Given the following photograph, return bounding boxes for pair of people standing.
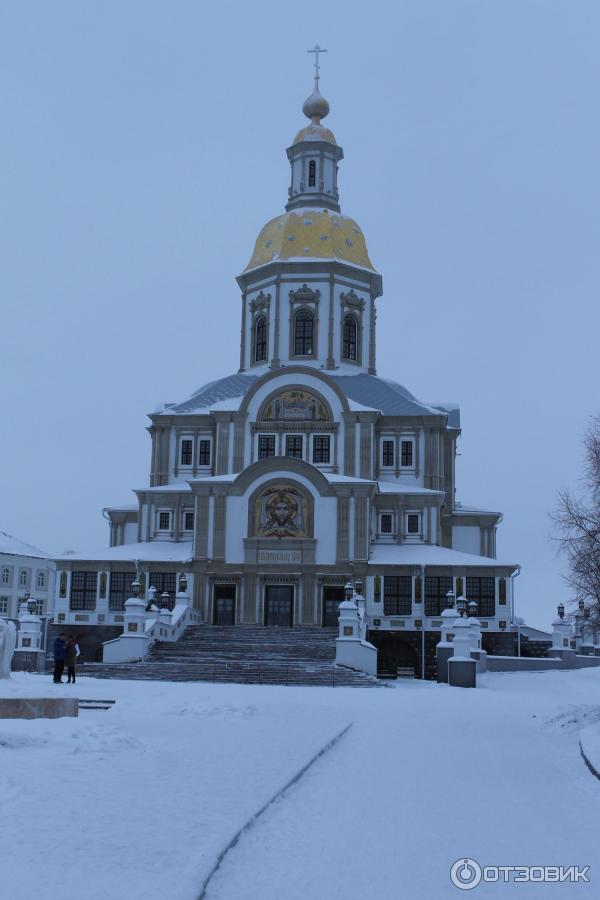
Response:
[53,633,80,683]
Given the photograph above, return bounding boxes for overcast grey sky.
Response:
[1,1,598,628]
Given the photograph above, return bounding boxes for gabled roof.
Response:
[0,530,51,560]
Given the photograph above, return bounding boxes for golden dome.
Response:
[244,208,376,273]
[292,122,337,145]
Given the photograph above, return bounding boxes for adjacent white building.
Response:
[1,530,55,619]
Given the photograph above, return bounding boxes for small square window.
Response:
[158,511,171,531]
[401,440,414,467]
[285,435,303,459]
[381,440,394,467]
[380,513,393,534]
[313,435,330,464]
[180,439,193,466]
[184,511,194,531]
[407,514,420,534]
[258,435,276,459]
[198,439,211,466]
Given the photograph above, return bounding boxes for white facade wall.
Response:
[0,553,56,619]
[452,525,481,556]
[224,469,337,565]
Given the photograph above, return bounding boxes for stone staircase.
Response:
[81,625,384,688]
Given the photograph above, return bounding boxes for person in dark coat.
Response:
[53,633,67,683]
[65,634,80,684]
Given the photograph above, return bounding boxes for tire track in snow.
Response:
[196,722,353,900]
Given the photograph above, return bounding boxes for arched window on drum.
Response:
[254,315,267,363]
[294,309,314,356]
[342,313,358,362]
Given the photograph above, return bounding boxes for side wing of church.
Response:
[52,72,519,674]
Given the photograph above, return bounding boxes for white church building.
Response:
[52,66,520,677]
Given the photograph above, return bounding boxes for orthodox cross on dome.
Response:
[308,44,327,84]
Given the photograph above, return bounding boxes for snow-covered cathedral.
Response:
[53,66,519,676]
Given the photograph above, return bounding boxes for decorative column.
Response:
[447,617,477,688]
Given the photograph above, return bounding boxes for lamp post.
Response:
[456,595,467,617]
[558,602,565,620]
[161,591,170,610]
[344,582,354,602]
[446,590,456,610]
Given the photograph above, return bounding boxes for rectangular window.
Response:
[401,440,414,467]
[32,599,44,615]
[466,577,496,617]
[424,576,453,617]
[158,511,171,531]
[383,576,412,616]
[285,435,303,459]
[258,434,276,459]
[37,571,46,589]
[380,513,393,534]
[184,511,194,531]
[70,571,98,611]
[407,513,420,534]
[382,440,394,467]
[109,571,136,611]
[313,435,330,464]
[198,439,211,466]
[148,572,177,610]
[180,439,193,466]
[0,596,8,615]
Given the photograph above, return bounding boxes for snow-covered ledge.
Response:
[335,586,378,677]
[102,580,201,664]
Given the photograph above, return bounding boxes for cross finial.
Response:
[308,44,328,85]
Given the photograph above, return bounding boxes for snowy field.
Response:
[2,669,600,900]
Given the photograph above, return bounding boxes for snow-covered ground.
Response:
[1,669,600,900]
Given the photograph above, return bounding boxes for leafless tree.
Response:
[552,415,600,625]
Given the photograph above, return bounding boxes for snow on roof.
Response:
[137,483,192,493]
[162,371,456,420]
[57,541,193,564]
[0,530,51,560]
[454,503,502,517]
[428,403,461,428]
[369,543,517,569]
[104,504,139,512]
[377,481,444,496]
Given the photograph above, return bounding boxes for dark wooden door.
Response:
[322,586,345,627]
[264,585,294,626]
[213,584,236,625]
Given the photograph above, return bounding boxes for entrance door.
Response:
[213,584,236,625]
[264,585,294,627]
[322,586,345,627]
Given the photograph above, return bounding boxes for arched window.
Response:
[294,309,314,356]
[254,315,267,363]
[343,314,358,361]
[308,160,316,187]
[19,569,27,586]
[1,568,9,584]
[37,571,46,589]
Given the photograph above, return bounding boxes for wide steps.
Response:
[81,625,383,688]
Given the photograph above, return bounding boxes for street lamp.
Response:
[445,590,456,609]
[467,599,478,618]
[557,602,565,620]
[179,574,188,593]
[131,580,141,598]
[456,595,467,617]
[344,582,354,601]
[161,591,170,609]
[354,578,363,596]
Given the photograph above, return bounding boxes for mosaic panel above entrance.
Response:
[254,484,308,538]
